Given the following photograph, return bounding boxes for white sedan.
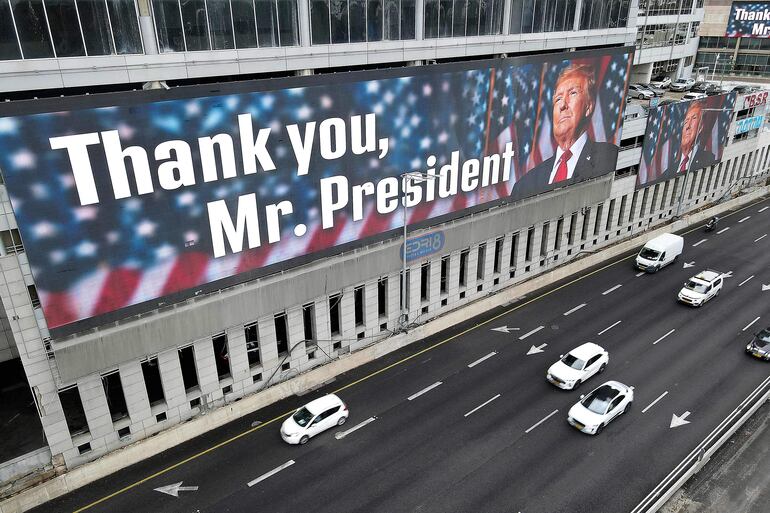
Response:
[546,342,609,390]
[567,381,634,435]
[280,393,349,445]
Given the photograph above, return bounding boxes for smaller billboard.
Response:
[637,93,737,188]
[726,2,770,38]
[735,115,765,134]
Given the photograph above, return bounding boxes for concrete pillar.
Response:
[386,271,400,329]
[225,326,250,393]
[313,297,332,356]
[136,0,159,55]
[78,375,113,439]
[257,316,278,369]
[415,0,425,40]
[192,338,219,400]
[118,362,151,427]
[286,306,306,366]
[156,348,187,413]
[298,0,312,47]
[363,279,379,333]
[427,257,441,313]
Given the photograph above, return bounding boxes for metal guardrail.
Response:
[631,375,770,513]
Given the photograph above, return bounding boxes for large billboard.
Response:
[726,2,770,38]
[0,47,630,336]
[637,93,736,188]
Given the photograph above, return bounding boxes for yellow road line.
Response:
[72,194,768,512]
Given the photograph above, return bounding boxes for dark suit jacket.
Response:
[663,148,718,178]
[510,139,619,201]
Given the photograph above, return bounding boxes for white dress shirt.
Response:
[548,132,588,184]
[676,144,698,173]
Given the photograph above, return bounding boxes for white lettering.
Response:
[49,132,101,205]
[438,151,460,198]
[199,133,237,182]
[265,200,293,244]
[286,122,316,176]
[351,182,375,221]
[319,175,348,229]
[350,114,376,155]
[461,159,480,192]
[155,140,195,190]
[237,113,275,174]
[101,130,154,199]
[319,118,346,160]
[377,177,399,214]
[207,194,261,258]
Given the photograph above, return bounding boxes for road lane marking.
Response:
[563,303,587,316]
[464,394,501,417]
[335,417,376,439]
[598,320,621,336]
[742,317,761,332]
[717,227,730,234]
[755,234,767,242]
[525,410,559,433]
[635,272,646,277]
[652,329,676,345]
[519,326,545,340]
[602,284,622,295]
[247,460,295,487]
[71,196,770,513]
[468,352,497,368]
[738,275,754,287]
[642,391,669,413]
[759,206,769,212]
[408,382,443,401]
[692,239,707,247]
[738,216,751,223]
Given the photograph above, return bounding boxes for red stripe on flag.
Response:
[161,252,210,295]
[359,209,396,240]
[237,245,272,274]
[408,200,435,225]
[306,214,347,254]
[44,292,77,329]
[92,268,141,316]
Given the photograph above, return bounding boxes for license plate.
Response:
[574,422,584,430]
[754,351,764,358]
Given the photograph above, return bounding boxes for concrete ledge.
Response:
[2,185,767,513]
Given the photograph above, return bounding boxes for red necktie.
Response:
[679,155,689,173]
[553,149,572,183]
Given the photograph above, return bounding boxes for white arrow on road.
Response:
[154,482,199,497]
[670,411,692,428]
[762,284,770,292]
[492,326,520,333]
[526,343,548,355]
[683,261,695,269]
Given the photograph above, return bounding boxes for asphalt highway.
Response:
[32,196,770,513]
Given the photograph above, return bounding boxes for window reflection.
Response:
[311,0,414,44]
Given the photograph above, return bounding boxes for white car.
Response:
[649,75,672,89]
[567,381,634,435]
[678,269,723,307]
[670,78,696,92]
[280,393,348,445]
[546,342,609,390]
[628,84,654,100]
[682,92,707,101]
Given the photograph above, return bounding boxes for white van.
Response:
[635,233,684,273]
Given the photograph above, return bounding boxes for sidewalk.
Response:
[662,400,770,513]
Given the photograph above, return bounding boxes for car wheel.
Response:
[595,424,604,435]
[637,93,644,99]
[573,379,582,390]
[623,403,631,415]
[599,364,606,374]
[299,435,309,445]
[337,416,347,426]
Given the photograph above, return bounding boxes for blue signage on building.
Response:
[735,115,765,134]
[401,232,445,262]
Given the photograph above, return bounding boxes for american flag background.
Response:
[637,92,737,187]
[726,2,770,38]
[0,48,631,333]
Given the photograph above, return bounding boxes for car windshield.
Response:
[674,79,687,84]
[755,329,770,348]
[581,385,617,414]
[562,354,585,370]
[639,248,660,260]
[292,407,314,427]
[684,280,708,294]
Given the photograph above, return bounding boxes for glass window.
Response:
[424,0,438,38]
[452,0,466,36]
[153,0,185,52]
[330,0,348,43]
[367,0,382,40]
[232,0,258,48]
[77,0,113,56]
[109,0,142,54]
[276,0,298,45]
[383,0,399,39]
[311,0,330,43]
[45,0,85,57]
[208,0,235,49]
[181,0,209,51]
[349,0,365,42]
[401,0,414,38]
[13,0,55,60]
[466,0,479,35]
[0,0,22,60]
[255,0,279,47]
[438,0,452,37]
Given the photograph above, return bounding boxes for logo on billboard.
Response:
[735,115,765,134]
[727,2,770,38]
[0,47,632,335]
[400,232,445,262]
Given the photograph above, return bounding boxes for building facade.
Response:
[0,0,766,490]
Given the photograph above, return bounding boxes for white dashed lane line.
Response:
[468,352,497,368]
[738,275,754,287]
[464,394,501,418]
[642,391,669,413]
[563,303,587,316]
[717,227,730,234]
[602,284,622,295]
[738,216,751,223]
[636,272,646,277]
[408,382,443,401]
[759,206,769,213]
[525,410,559,434]
[652,329,676,345]
[742,317,761,332]
[692,239,707,247]
[755,234,767,243]
[519,326,545,340]
[335,417,376,440]
[598,320,621,336]
[247,460,295,487]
